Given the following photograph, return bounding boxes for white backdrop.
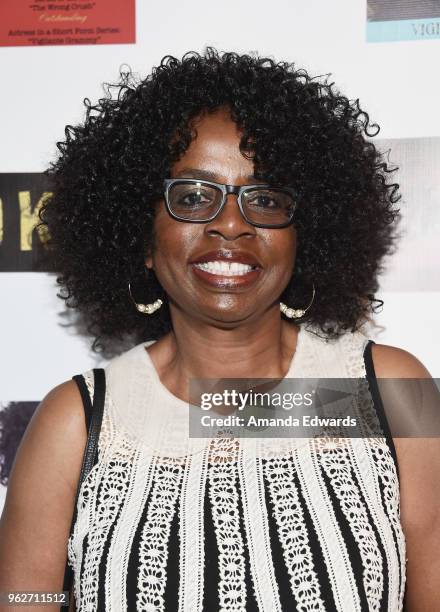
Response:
[1,0,439,409]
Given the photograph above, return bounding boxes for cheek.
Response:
[265,227,297,269]
[152,214,199,265]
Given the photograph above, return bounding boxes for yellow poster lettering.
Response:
[19,191,52,250]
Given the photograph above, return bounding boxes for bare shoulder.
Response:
[370,343,436,455]
[370,343,432,378]
[0,379,88,590]
[11,379,88,491]
[4,378,88,495]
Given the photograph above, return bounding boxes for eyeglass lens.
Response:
[167,181,295,226]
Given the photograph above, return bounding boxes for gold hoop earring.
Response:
[280,283,315,319]
[128,269,163,315]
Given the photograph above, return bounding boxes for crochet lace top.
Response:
[67,325,406,611]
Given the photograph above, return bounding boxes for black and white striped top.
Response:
[67,325,406,611]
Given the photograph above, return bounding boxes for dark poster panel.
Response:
[0,401,39,512]
[0,401,39,486]
[0,172,51,272]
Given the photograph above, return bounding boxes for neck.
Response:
[146,305,300,403]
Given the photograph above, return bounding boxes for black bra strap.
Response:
[61,368,106,605]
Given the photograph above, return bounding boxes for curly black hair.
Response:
[37,47,400,354]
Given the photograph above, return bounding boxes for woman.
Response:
[0,49,438,611]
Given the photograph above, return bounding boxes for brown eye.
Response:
[176,188,215,208]
[246,193,281,209]
[167,181,224,220]
[240,188,296,226]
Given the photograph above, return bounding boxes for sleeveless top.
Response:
[67,325,406,611]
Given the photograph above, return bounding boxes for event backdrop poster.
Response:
[0,0,135,47]
[0,173,51,272]
[377,137,440,292]
[367,0,440,42]
[1,138,439,283]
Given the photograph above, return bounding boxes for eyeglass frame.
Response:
[162,178,297,229]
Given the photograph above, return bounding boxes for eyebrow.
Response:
[173,167,259,183]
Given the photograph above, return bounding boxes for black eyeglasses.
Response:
[162,178,297,228]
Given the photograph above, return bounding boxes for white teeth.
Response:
[193,261,256,276]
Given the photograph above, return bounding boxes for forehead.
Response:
[171,107,257,184]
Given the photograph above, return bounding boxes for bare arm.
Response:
[0,381,87,611]
[371,344,440,612]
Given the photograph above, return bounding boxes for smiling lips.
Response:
[189,249,262,287]
[193,260,255,276]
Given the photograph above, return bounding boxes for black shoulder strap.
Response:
[74,368,106,477]
[61,368,106,603]
[363,340,399,479]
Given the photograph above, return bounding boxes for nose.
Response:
[205,193,256,240]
